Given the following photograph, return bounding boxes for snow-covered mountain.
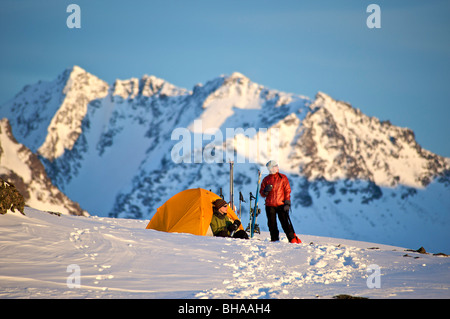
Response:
[1,66,449,252]
[0,118,86,216]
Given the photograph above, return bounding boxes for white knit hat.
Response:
[266,160,278,170]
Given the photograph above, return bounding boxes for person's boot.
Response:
[290,234,302,244]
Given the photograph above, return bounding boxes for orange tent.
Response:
[146,188,244,236]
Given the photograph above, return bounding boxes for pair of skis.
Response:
[246,170,262,238]
[228,163,261,238]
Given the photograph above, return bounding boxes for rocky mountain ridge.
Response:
[0,118,86,215]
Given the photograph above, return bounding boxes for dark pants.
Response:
[266,205,295,242]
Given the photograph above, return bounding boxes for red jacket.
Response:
[260,173,291,207]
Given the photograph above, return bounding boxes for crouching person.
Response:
[211,199,249,239]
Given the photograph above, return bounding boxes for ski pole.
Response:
[251,170,262,238]
[230,161,234,211]
[286,206,296,233]
[239,191,245,219]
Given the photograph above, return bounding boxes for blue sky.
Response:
[1,0,449,157]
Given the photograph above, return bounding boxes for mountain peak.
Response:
[140,74,188,97]
[112,74,188,99]
[222,71,250,85]
[62,65,107,94]
[59,65,85,77]
[38,66,109,160]
[295,91,450,188]
[228,71,249,80]
[315,91,332,101]
[69,65,87,75]
[58,65,89,85]
[313,91,353,111]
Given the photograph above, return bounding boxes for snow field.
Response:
[0,207,449,299]
[195,237,367,299]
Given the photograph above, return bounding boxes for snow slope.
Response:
[1,207,448,299]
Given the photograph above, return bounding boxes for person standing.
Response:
[260,160,301,243]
